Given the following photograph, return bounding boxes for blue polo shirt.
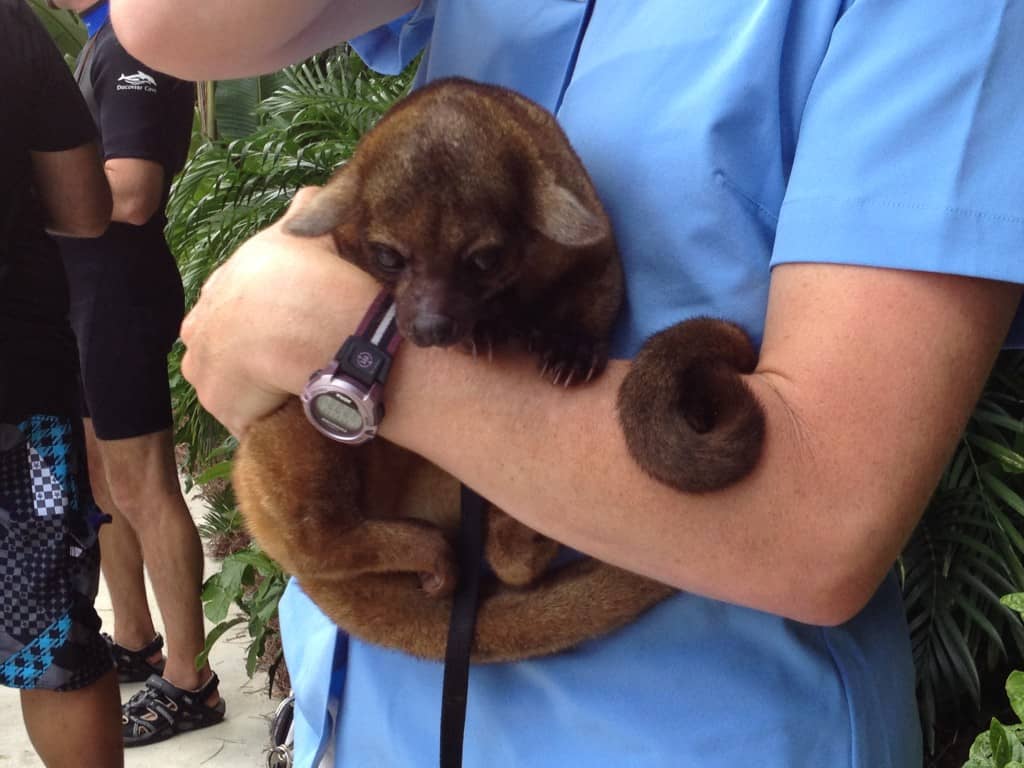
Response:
[280,2,1024,766]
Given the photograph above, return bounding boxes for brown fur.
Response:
[235,400,673,662]
[233,78,763,663]
[617,318,766,492]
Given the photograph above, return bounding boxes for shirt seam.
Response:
[820,626,857,768]
[782,195,1024,227]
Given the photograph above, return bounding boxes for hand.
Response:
[180,187,379,437]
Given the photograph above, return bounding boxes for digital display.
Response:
[313,393,362,433]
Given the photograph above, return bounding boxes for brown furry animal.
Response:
[233,78,763,663]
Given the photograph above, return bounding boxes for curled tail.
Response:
[617,317,765,493]
[301,560,673,663]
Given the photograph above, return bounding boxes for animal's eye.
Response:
[469,247,502,272]
[371,244,406,271]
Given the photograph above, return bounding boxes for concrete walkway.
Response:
[0,488,280,767]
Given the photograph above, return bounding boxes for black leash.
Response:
[439,484,488,768]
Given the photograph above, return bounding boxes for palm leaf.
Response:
[26,0,85,60]
[902,351,1024,754]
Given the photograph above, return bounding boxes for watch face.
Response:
[311,392,364,436]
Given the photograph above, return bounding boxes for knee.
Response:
[103,467,161,526]
[86,462,114,511]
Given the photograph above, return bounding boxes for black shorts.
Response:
[0,414,113,691]
[66,246,185,441]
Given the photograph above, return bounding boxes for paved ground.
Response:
[0,488,280,768]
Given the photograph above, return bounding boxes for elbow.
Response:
[67,214,111,239]
[778,548,894,627]
[110,4,173,74]
[73,220,111,239]
[112,3,225,80]
[791,578,878,628]
[54,195,112,238]
[754,515,901,627]
[113,197,159,227]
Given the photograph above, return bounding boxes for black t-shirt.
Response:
[0,0,98,423]
[56,20,194,299]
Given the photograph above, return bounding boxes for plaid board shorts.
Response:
[0,414,113,691]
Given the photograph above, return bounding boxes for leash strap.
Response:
[439,484,488,768]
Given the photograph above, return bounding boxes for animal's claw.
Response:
[530,329,608,388]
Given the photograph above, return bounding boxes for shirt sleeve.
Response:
[772,0,1024,291]
[88,29,174,163]
[17,4,96,152]
[349,0,436,75]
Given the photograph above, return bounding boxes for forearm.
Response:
[31,143,111,237]
[379,346,895,626]
[376,268,1019,626]
[181,200,1020,627]
[110,0,417,79]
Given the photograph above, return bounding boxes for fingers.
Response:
[176,184,366,435]
[283,185,322,217]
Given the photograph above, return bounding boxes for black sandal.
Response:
[122,672,227,747]
[103,632,167,683]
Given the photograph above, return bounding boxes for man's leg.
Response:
[84,420,161,657]
[89,422,215,694]
[21,669,123,768]
[1,413,124,767]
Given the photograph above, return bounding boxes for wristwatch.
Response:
[301,290,402,444]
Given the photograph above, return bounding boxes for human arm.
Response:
[109,0,417,80]
[104,158,164,226]
[83,29,190,227]
[180,200,1022,626]
[30,143,111,237]
[178,0,1024,627]
[16,0,111,237]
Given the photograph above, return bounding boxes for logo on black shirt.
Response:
[116,71,157,93]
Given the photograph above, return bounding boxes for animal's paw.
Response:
[529,329,608,387]
[460,318,513,362]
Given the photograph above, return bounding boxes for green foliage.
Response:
[26,0,85,61]
[168,49,412,476]
[194,476,242,541]
[209,72,291,140]
[962,658,1024,766]
[198,544,287,677]
[170,48,414,676]
[166,48,413,309]
[903,352,1024,752]
[169,341,235,478]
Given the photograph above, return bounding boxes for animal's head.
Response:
[284,80,609,348]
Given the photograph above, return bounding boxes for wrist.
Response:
[302,290,401,444]
[260,241,379,397]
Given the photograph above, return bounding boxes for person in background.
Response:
[112,1,1024,765]
[0,1,122,765]
[49,0,225,746]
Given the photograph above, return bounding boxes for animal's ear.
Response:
[531,179,609,247]
[283,171,359,237]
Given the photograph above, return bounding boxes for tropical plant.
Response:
[167,48,413,477]
[960,597,1024,768]
[26,0,85,60]
[961,672,1024,768]
[198,544,288,677]
[167,47,415,675]
[167,49,413,310]
[904,351,1024,754]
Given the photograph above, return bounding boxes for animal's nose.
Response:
[411,314,457,347]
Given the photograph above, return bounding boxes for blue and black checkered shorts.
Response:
[0,414,113,691]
